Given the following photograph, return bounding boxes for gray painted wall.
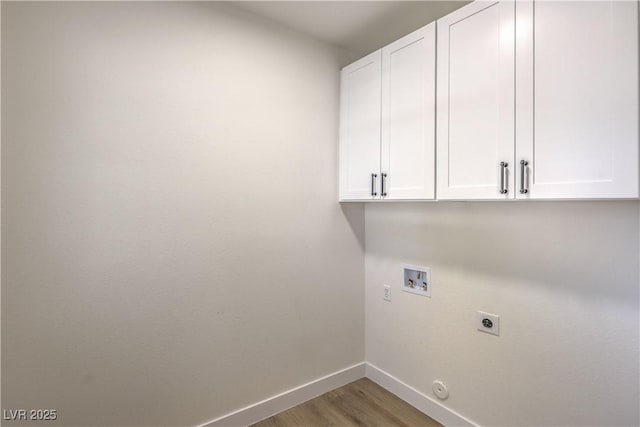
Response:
[365,201,639,426]
[1,2,365,426]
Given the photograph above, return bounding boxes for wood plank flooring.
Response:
[251,378,442,427]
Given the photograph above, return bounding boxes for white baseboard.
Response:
[365,363,478,427]
[195,361,478,427]
[196,362,366,427]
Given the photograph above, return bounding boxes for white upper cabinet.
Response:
[436,1,516,200]
[339,24,436,201]
[339,51,382,200]
[515,0,639,199]
[341,0,638,202]
[381,24,436,200]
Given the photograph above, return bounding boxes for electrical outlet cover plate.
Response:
[402,264,431,297]
[476,311,500,336]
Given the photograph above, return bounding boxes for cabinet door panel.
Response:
[437,1,515,200]
[516,0,639,199]
[339,51,382,200]
[381,23,435,200]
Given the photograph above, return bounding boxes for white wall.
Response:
[365,201,639,426]
[1,2,364,426]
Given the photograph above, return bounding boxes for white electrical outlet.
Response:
[477,311,500,336]
[383,284,391,302]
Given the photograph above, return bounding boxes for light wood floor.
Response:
[251,378,443,427]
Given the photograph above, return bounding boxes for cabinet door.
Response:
[516,1,639,199]
[380,23,436,200]
[436,1,515,200]
[339,51,382,201]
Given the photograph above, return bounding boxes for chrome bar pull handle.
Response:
[519,160,529,194]
[381,173,388,197]
[371,173,378,197]
[499,162,508,194]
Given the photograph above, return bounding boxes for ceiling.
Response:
[229,1,471,58]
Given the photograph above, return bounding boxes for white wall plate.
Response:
[476,311,500,336]
[402,264,431,297]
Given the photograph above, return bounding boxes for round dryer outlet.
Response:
[432,380,449,400]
